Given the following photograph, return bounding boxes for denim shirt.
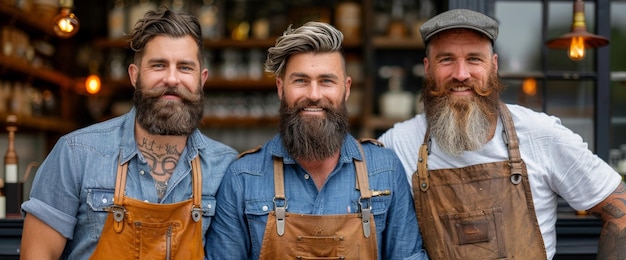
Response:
[207,134,428,260]
[21,107,238,259]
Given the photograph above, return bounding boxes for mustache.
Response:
[425,78,495,98]
[141,86,202,103]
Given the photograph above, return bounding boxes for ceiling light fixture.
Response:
[545,0,609,61]
[52,0,80,38]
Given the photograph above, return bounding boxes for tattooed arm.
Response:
[587,182,626,259]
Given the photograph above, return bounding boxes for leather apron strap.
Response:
[260,142,378,259]
[90,156,205,259]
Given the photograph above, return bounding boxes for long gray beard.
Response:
[427,97,492,156]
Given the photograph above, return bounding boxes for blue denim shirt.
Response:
[21,107,238,259]
[207,134,428,260]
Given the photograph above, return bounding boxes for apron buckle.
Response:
[108,205,126,222]
[191,207,203,222]
[358,198,371,238]
[273,197,287,236]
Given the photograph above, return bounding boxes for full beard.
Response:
[423,70,503,155]
[134,78,204,136]
[279,98,349,161]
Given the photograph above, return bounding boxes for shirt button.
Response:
[140,170,145,175]
[304,174,310,180]
[144,200,149,202]
[207,204,212,209]
[262,205,269,211]
[102,198,108,203]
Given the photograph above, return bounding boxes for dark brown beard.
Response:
[134,77,204,136]
[279,97,349,161]
[422,69,503,155]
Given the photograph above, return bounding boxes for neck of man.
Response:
[296,152,341,191]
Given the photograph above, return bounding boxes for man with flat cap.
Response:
[378,8,626,260]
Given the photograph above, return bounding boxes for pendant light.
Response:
[52,0,80,38]
[545,0,608,61]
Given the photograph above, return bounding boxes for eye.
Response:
[152,63,166,69]
[179,65,193,71]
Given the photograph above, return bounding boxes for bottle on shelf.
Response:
[0,178,5,218]
[108,0,126,39]
[4,114,20,217]
[379,66,413,119]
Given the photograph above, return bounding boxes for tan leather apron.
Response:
[412,102,547,259]
[90,157,205,260]
[259,143,378,260]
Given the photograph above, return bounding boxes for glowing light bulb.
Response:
[52,8,80,38]
[85,75,101,94]
[522,78,537,96]
[568,36,585,61]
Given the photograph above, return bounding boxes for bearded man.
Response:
[21,8,237,259]
[207,21,428,260]
[378,8,626,260]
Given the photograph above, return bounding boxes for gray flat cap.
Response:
[420,9,498,43]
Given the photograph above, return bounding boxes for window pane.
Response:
[494,2,542,74]
[611,1,626,150]
[500,78,544,113]
[545,80,595,150]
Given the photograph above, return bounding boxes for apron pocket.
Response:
[296,235,345,258]
[440,207,506,258]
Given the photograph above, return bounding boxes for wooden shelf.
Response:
[0,55,74,90]
[94,37,362,50]
[0,3,56,37]
[372,36,424,49]
[99,77,276,96]
[0,113,79,134]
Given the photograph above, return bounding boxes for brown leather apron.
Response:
[259,143,378,260]
[412,102,547,259]
[90,157,205,260]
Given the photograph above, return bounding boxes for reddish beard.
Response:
[422,69,504,155]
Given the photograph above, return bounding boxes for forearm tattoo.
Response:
[592,183,626,259]
[137,137,182,200]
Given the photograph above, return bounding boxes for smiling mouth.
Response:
[302,107,324,112]
[452,86,471,92]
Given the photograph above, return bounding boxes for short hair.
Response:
[264,21,344,78]
[129,7,203,66]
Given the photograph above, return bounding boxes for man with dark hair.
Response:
[20,8,237,259]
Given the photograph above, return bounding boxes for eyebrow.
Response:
[434,51,487,59]
[288,72,339,79]
[146,58,198,67]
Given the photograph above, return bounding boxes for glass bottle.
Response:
[379,66,413,118]
[4,115,19,216]
[108,0,126,39]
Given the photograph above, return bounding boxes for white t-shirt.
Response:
[378,104,621,260]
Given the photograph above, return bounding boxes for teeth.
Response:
[452,87,470,91]
[303,108,323,112]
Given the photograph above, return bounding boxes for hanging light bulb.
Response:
[545,0,609,61]
[52,0,80,38]
[85,61,101,94]
[85,75,101,94]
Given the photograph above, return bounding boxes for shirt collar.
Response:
[266,133,363,164]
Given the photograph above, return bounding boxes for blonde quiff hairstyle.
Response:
[264,21,345,78]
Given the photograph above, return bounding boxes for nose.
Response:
[163,67,180,86]
[306,82,322,101]
[451,61,471,82]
